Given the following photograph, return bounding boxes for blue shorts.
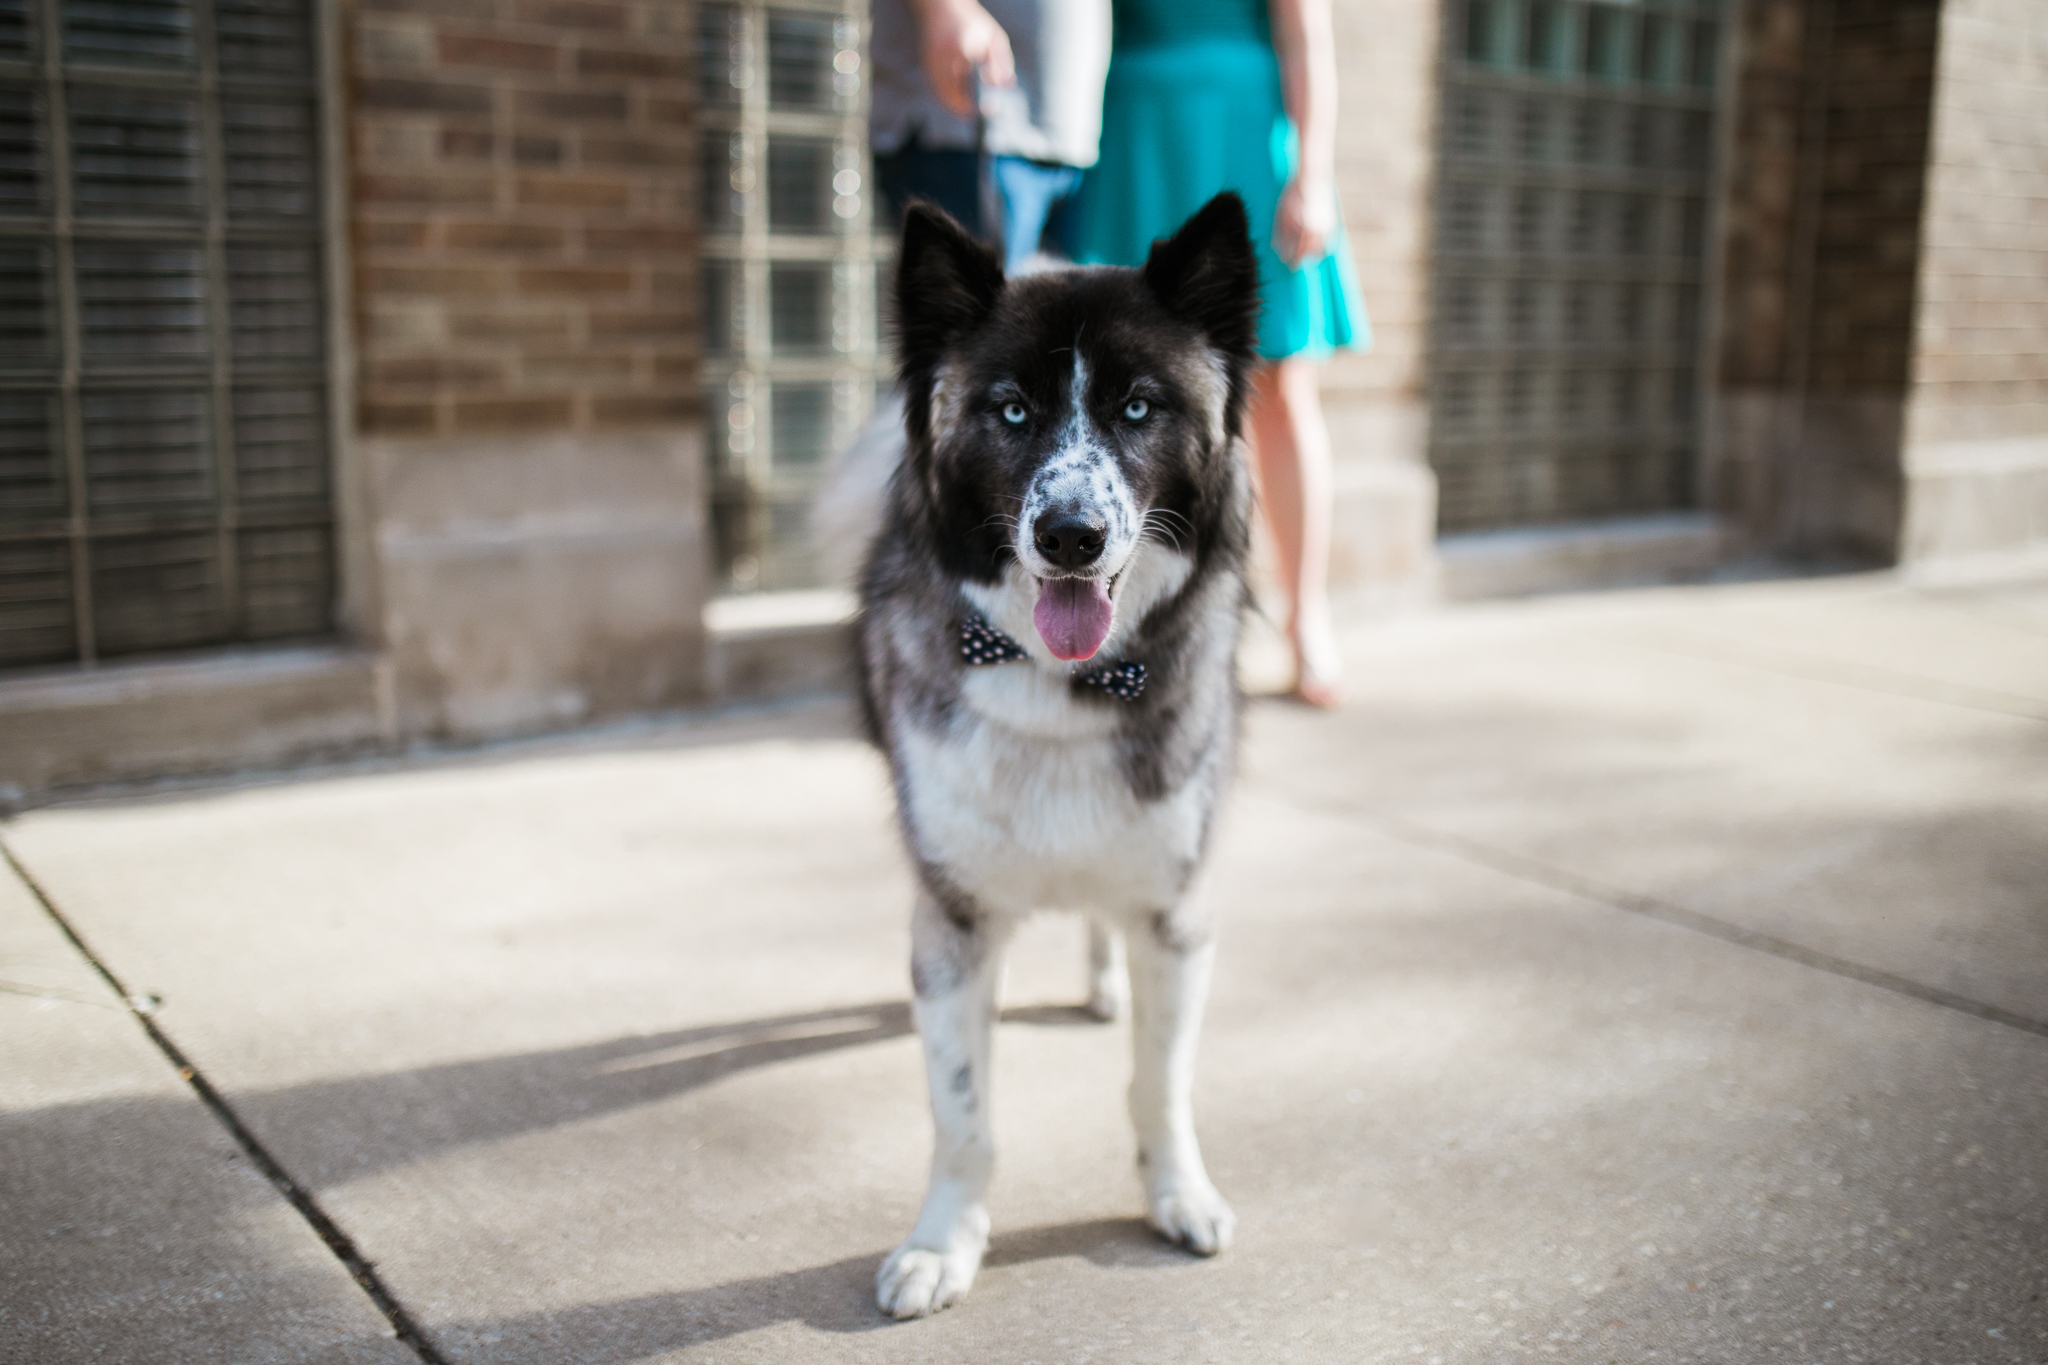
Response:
[991,156,1084,271]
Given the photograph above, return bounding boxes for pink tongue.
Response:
[1034,578,1114,661]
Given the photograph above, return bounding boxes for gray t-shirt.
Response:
[869,0,1110,168]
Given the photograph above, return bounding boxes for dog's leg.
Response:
[1127,910,1234,1255]
[1085,920,1126,1021]
[877,892,1005,1319]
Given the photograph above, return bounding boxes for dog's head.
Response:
[893,194,1261,662]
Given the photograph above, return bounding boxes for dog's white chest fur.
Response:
[892,550,1207,919]
[898,677,1206,918]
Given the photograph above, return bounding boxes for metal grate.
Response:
[0,0,332,669]
[700,0,883,595]
[1429,0,1723,531]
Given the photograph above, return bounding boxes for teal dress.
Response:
[1073,0,1369,360]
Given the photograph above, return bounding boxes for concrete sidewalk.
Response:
[3,570,2045,1364]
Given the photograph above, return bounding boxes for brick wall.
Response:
[1805,0,1938,400]
[1793,0,1938,557]
[1709,0,1939,559]
[1715,0,1805,396]
[350,0,698,439]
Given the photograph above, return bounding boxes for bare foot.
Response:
[1291,675,1343,708]
[1289,618,1344,709]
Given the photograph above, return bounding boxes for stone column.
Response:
[1897,0,2048,573]
[349,0,709,739]
[1323,0,1442,608]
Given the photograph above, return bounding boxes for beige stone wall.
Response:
[1321,0,1441,601]
[365,428,707,738]
[1908,0,2048,446]
[1899,0,2048,566]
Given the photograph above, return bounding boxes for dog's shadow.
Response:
[263,999,1164,1360]
[404,1217,1187,1362]
[14,997,1165,1365]
[214,997,1112,1191]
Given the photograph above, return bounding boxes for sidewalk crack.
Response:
[0,835,453,1365]
[1582,624,2048,723]
[1271,790,2048,1043]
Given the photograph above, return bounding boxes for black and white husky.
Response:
[849,193,1262,1319]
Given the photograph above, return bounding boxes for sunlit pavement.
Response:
[4,569,2045,1364]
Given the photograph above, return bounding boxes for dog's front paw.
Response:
[1145,1174,1235,1256]
[876,1242,979,1319]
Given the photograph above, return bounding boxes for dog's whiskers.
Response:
[1140,510,1186,551]
[1146,508,1193,539]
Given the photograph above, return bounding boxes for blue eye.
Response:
[1002,402,1028,425]
[1124,399,1149,421]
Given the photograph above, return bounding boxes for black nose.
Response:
[1032,513,1106,570]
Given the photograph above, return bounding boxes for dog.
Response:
[848,192,1262,1320]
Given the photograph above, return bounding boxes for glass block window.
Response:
[0,0,333,669]
[1430,0,1722,531]
[699,1,884,595]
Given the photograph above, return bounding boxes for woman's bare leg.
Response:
[1247,359,1342,705]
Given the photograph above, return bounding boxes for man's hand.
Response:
[910,0,1015,119]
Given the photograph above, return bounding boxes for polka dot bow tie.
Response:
[959,613,1148,702]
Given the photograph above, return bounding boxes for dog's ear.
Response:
[1141,192,1260,361]
[896,200,1004,367]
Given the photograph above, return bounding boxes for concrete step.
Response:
[0,646,391,801]
[1437,511,1730,600]
[705,589,857,704]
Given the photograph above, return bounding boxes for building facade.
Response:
[2,0,2043,794]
